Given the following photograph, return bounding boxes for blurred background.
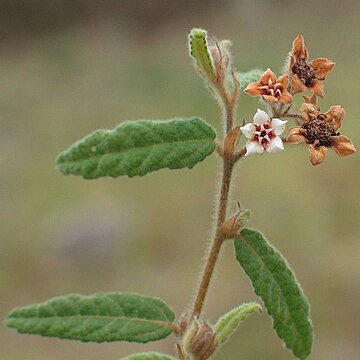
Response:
[1,1,359,359]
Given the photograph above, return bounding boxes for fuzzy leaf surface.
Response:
[214,302,262,345]
[121,353,176,360]
[234,229,313,360]
[235,69,263,91]
[5,293,175,343]
[56,118,216,179]
[189,28,215,81]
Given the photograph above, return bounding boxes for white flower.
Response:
[240,109,287,156]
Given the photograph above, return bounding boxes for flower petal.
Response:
[287,126,307,144]
[245,140,264,156]
[292,35,308,60]
[300,103,318,123]
[310,58,335,79]
[240,123,254,139]
[277,75,290,88]
[260,68,276,85]
[308,79,324,98]
[262,95,278,104]
[303,94,317,106]
[271,118,287,135]
[308,144,327,165]
[244,82,262,96]
[331,135,356,157]
[279,90,293,104]
[289,54,296,71]
[325,105,345,131]
[291,74,307,94]
[253,109,269,125]
[266,136,284,153]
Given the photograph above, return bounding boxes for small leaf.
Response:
[5,293,175,343]
[56,118,216,179]
[235,69,263,91]
[214,302,262,345]
[189,28,215,81]
[238,209,251,221]
[121,352,176,360]
[234,229,313,360]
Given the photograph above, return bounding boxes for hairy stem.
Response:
[191,151,234,318]
[190,69,240,320]
[225,101,234,133]
[278,112,303,126]
[281,113,303,120]
[216,86,233,133]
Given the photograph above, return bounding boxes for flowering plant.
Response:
[5,29,356,360]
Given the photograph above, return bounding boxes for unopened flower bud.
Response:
[220,209,251,240]
[178,311,190,336]
[209,40,232,85]
[183,320,218,360]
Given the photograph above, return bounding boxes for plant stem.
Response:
[216,88,232,133]
[225,99,234,133]
[190,70,241,319]
[191,156,234,318]
[281,113,303,120]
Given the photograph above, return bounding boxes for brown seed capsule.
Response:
[183,320,218,360]
[286,103,356,165]
[288,35,335,98]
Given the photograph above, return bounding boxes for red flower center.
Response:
[253,123,276,145]
[259,79,283,99]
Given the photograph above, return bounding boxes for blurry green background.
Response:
[1,1,359,359]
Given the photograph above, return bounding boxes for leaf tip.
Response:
[189,28,207,39]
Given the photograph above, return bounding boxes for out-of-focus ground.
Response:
[1,1,359,359]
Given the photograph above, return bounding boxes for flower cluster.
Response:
[241,35,356,165]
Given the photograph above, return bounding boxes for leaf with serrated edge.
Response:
[121,353,176,360]
[5,293,175,343]
[56,118,216,179]
[214,302,262,345]
[234,229,313,360]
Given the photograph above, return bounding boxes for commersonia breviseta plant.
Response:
[5,29,356,360]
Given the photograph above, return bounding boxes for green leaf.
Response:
[235,69,263,91]
[189,28,215,81]
[5,292,175,343]
[234,229,313,360]
[121,353,176,360]
[56,118,216,179]
[214,302,262,345]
